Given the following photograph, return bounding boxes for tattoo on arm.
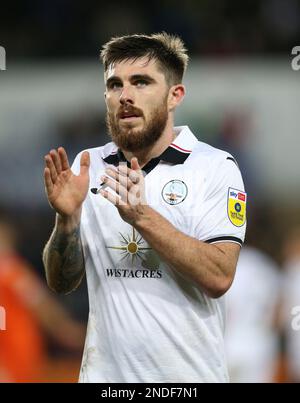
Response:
[44,225,85,294]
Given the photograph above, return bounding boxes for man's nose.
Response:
[119,85,134,105]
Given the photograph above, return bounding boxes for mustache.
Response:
[117,105,144,119]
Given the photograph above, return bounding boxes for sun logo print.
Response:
[106,227,153,265]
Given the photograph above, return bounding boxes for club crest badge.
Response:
[162,180,188,205]
[227,188,247,227]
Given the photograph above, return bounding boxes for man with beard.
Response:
[43,33,247,382]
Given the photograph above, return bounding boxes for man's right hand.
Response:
[44,147,90,218]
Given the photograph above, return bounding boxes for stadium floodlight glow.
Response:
[0,46,6,71]
[291,46,300,71]
[0,306,6,331]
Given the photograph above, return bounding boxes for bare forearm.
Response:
[134,206,235,297]
[43,213,85,294]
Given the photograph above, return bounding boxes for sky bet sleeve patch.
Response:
[227,187,247,227]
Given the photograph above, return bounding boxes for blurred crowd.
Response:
[0,210,86,381]
[225,225,300,383]
[1,0,300,383]
[1,0,300,59]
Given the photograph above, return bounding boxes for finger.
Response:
[105,168,136,190]
[128,184,145,206]
[104,167,118,179]
[118,163,143,183]
[80,151,90,176]
[99,189,126,206]
[128,171,140,184]
[45,154,58,183]
[101,176,128,201]
[131,157,143,175]
[58,147,70,170]
[50,149,62,175]
[116,163,130,177]
[44,167,54,195]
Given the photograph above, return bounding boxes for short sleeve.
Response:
[194,155,247,246]
[70,152,82,176]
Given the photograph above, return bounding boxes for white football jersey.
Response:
[71,126,247,382]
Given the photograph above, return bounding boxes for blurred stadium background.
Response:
[1,0,300,382]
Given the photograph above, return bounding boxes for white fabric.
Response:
[71,126,246,383]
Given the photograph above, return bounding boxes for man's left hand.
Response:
[100,157,147,225]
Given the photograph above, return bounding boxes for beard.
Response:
[106,97,169,153]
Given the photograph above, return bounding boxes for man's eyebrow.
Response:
[106,74,156,87]
[106,76,121,87]
[130,74,156,83]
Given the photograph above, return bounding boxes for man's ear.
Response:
[168,84,185,111]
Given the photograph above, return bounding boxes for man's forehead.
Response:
[106,57,162,79]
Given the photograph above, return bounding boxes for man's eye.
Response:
[109,82,122,90]
[135,80,148,87]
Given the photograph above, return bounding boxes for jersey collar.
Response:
[102,126,198,174]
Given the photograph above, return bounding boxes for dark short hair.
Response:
[100,32,189,86]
